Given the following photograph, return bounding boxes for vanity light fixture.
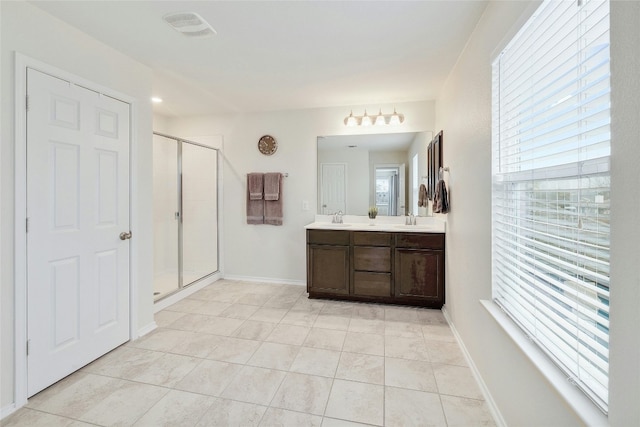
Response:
[343,108,405,127]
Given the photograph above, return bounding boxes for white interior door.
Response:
[26,68,131,396]
[320,163,346,214]
[398,163,406,215]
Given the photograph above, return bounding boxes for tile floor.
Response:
[4,280,495,426]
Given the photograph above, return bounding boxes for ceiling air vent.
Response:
[163,12,216,38]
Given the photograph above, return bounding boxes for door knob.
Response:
[119,231,132,240]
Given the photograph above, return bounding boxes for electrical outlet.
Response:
[302,200,309,211]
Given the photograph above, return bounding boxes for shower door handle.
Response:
[119,231,132,240]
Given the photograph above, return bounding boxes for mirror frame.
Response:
[428,131,443,200]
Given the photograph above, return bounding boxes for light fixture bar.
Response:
[344,108,405,127]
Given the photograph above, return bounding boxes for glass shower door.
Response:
[153,134,179,300]
[182,143,218,285]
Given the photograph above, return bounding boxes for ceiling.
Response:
[30,1,488,117]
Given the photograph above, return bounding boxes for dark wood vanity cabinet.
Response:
[307,230,350,295]
[306,229,445,308]
[394,233,445,305]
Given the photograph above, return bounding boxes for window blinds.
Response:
[492,0,610,411]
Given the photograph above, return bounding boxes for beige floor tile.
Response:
[249,307,289,323]
[335,352,384,385]
[304,328,346,351]
[130,328,196,352]
[325,379,384,426]
[266,323,311,345]
[342,332,385,356]
[263,293,301,309]
[422,323,456,342]
[384,335,430,361]
[175,359,244,396]
[319,301,354,317]
[154,310,187,327]
[133,389,215,426]
[247,342,300,370]
[280,310,320,327]
[165,298,208,313]
[270,372,333,415]
[191,300,233,316]
[348,318,385,334]
[27,373,120,417]
[78,380,168,425]
[82,346,160,377]
[384,320,425,338]
[221,366,287,405]
[232,320,276,341]
[166,313,211,331]
[290,298,326,313]
[351,304,385,320]
[205,336,261,364]
[125,352,201,387]
[441,394,496,426]
[385,306,420,323]
[235,293,269,306]
[196,398,266,427]
[1,408,90,426]
[260,407,323,426]
[170,332,225,358]
[384,357,438,392]
[416,308,447,324]
[426,340,468,366]
[197,316,245,336]
[322,417,370,427]
[220,303,261,320]
[432,364,484,400]
[321,418,372,427]
[314,314,351,331]
[385,386,446,427]
[290,347,341,377]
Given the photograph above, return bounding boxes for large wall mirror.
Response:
[317,132,431,216]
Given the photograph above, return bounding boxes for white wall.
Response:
[1,2,155,411]
[165,101,435,283]
[408,132,431,216]
[436,0,639,425]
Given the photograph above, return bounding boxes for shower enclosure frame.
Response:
[153,131,220,301]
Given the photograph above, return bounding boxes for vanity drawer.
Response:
[395,233,445,250]
[353,247,391,272]
[353,272,391,297]
[352,232,392,247]
[307,230,350,246]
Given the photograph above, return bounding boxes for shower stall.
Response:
[153,132,219,301]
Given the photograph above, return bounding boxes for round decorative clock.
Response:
[258,135,278,155]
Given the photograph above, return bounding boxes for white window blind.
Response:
[492,0,610,412]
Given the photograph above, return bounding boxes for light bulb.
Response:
[375,109,386,126]
[344,111,357,127]
[361,110,372,127]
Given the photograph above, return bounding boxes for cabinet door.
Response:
[394,249,444,302]
[308,245,350,294]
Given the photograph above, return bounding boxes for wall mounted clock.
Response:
[258,135,278,155]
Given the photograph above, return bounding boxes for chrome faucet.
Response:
[405,213,416,225]
[332,210,344,224]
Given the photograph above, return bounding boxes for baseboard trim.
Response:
[441,305,507,427]
[223,275,306,287]
[1,403,18,421]
[136,321,157,339]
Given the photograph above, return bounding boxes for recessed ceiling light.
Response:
[151,97,163,103]
[163,12,216,38]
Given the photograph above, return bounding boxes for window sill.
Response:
[480,300,608,425]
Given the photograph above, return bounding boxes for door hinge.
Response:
[26,339,31,356]
[26,95,29,112]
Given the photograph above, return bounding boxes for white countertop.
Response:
[305,215,446,233]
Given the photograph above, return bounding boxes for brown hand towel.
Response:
[433,179,449,213]
[418,183,427,207]
[248,173,264,200]
[264,172,280,201]
[247,174,264,224]
[264,173,283,225]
